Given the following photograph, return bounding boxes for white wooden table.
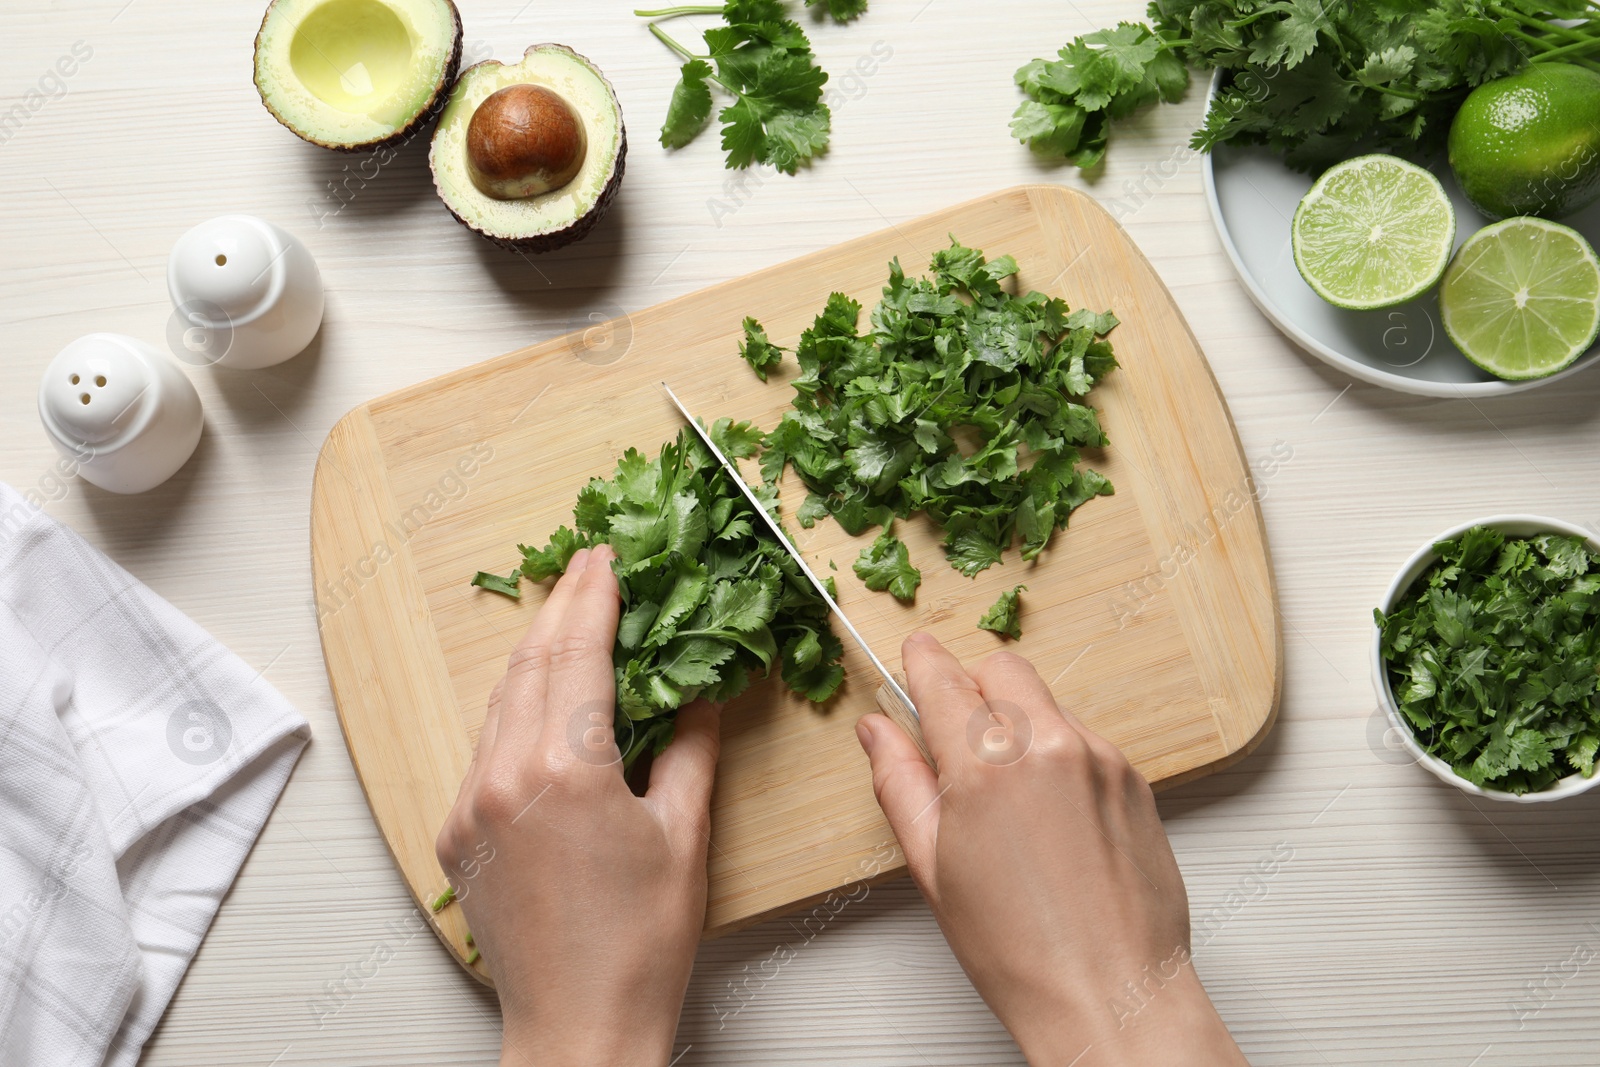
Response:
[6,2,1600,1064]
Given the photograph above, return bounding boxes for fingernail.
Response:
[906,631,938,650]
[855,717,877,756]
[568,548,592,573]
[591,543,616,564]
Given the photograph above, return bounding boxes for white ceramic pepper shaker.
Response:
[38,333,204,494]
[166,214,323,369]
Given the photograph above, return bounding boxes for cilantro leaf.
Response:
[978,585,1027,640]
[853,529,922,601]
[806,0,867,22]
[662,59,714,148]
[710,416,766,458]
[519,526,589,582]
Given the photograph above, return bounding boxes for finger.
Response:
[494,548,592,753]
[534,543,624,772]
[462,677,506,798]
[856,713,940,892]
[645,700,722,850]
[967,650,1081,743]
[900,631,987,771]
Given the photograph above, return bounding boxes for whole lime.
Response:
[1448,64,1600,220]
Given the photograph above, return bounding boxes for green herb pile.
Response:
[639,0,867,174]
[750,240,1119,597]
[1013,0,1600,172]
[1376,525,1600,795]
[472,421,844,767]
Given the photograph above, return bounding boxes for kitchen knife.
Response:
[660,382,921,724]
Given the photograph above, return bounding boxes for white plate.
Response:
[1201,74,1600,398]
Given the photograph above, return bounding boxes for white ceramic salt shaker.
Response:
[166,214,323,369]
[38,333,205,494]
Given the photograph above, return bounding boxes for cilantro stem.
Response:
[1498,24,1600,70]
[634,5,722,15]
[1353,79,1430,102]
[1487,4,1599,49]
[645,22,705,62]
[1526,35,1600,61]
[644,22,736,93]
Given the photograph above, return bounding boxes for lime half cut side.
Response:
[1291,154,1456,311]
[1439,217,1600,381]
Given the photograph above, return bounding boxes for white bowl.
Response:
[1372,515,1600,803]
[1202,72,1600,398]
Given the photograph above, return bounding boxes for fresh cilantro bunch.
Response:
[640,1,837,173]
[753,240,1118,584]
[472,421,844,767]
[1376,526,1600,795]
[1015,0,1599,172]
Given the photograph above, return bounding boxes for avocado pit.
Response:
[466,85,587,200]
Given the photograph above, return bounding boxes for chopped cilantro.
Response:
[470,568,523,599]
[476,419,844,769]
[978,585,1027,640]
[754,239,1117,580]
[1376,526,1600,795]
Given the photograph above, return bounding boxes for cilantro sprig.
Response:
[638,1,834,173]
[1015,0,1600,172]
[754,239,1118,581]
[475,421,843,768]
[1376,526,1600,795]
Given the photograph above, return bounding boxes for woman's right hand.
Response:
[855,632,1249,1066]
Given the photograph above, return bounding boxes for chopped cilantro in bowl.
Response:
[1372,517,1600,801]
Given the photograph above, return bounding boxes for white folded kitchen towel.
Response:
[0,483,310,1067]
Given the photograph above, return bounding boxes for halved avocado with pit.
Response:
[430,45,626,254]
[254,0,462,152]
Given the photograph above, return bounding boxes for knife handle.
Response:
[875,675,933,768]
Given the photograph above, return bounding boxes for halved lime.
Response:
[1292,154,1456,310]
[1439,217,1600,380]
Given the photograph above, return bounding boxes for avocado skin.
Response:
[432,46,628,255]
[253,0,464,154]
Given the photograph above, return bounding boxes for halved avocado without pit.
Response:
[254,0,462,152]
[430,45,626,254]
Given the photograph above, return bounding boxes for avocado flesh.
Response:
[430,45,626,253]
[255,0,462,151]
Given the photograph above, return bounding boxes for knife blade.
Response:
[660,382,919,722]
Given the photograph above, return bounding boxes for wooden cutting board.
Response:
[310,184,1281,982]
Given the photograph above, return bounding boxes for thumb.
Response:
[646,700,722,849]
[856,713,940,893]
